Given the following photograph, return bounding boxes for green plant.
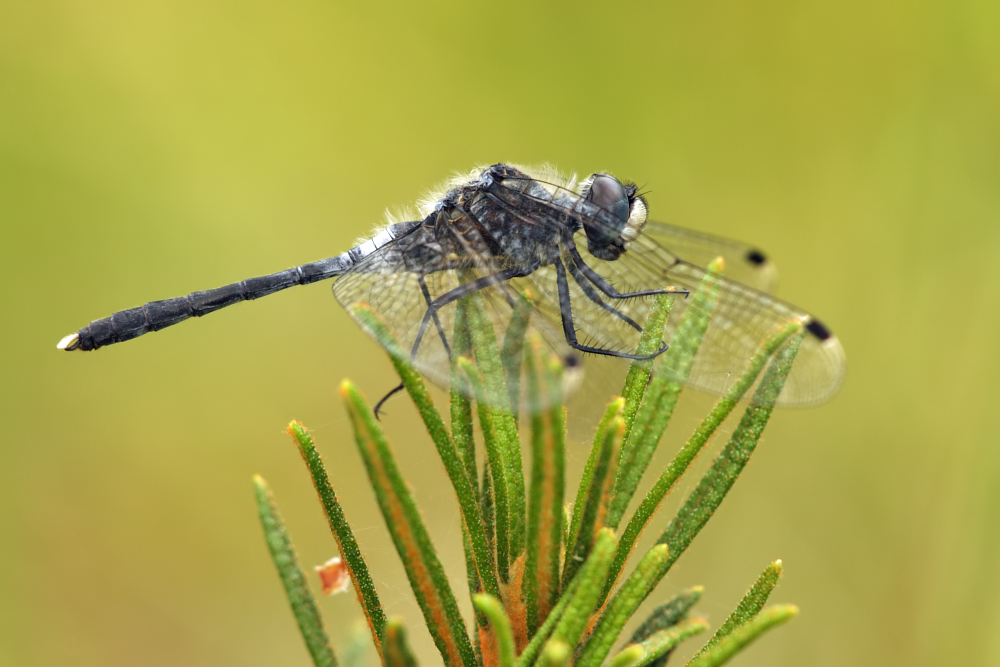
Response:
[254,260,806,667]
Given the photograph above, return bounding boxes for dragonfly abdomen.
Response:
[58,251,369,351]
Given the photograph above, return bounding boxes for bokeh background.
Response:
[2,1,999,665]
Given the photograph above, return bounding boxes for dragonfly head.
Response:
[580,173,647,261]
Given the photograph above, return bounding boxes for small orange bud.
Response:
[315,557,350,595]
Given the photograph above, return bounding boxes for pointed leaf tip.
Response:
[692,559,789,662]
[608,645,644,667]
[542,640,571,667]
[687,605,798,667]
[385,618,419,667]
[339,379,355,398]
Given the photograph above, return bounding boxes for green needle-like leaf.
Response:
[253,475,338,667]
[474,594,517,667]
[564,399,624,584]
[608,259,722,529]
[694,561,783,659]
[621,618,709,667]
[339,623,373,667]
[461,526,482,622]
[656,332,804,576]
[515,572,581,667]
[619,293,674,444]
[449,298,477,493]
[351,306,499,599]
[547,528,618,656]
[685,605,798,667]
[341,381,476,667]
[525,338,567,633]
[461,357,511,582]
[540,641,571,667]
[628,586,704,644]
[564,411,624,586]
[288,422,386,656]
[449,299,483,609]
[385,618,419,667]
[607,645,646,667]
[577,544,670,667]
[604,322,802,599]
[500,291,533,422]
[482,457,497,567]
[466,291,527,560]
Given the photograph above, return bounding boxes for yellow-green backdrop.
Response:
[2,1,998,665]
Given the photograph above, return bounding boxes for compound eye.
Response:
[585,175,629,223]
[582,174,629,259]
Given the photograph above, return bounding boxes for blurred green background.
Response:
[2,0,999,664]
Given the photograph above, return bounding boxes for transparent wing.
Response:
[566,228,845,406]
[333,167,844,410]
[643,220,779,294]
[331,220,573,407]
[509,257,665,360]
[490,172,844,406]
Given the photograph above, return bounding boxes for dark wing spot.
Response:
[564,354,581,368]
[805,318,833,341]
[745,249,768,266]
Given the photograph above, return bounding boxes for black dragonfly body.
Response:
[58,163,845,408]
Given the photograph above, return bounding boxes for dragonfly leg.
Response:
[373,267,524,418]
[563,252,643,332]
[554,258,667,361]
[411,267,524,359]
[567,245,690,300]
[420,275,452,358]
[372,383,406,418]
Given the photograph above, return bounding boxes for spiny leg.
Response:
[373,267,524,418]
[373,274,454,418]
[554,258,667,361]
[566,244,690,300]
[410,267,524,357]
[420,275,452,357]
[563,250,643,332]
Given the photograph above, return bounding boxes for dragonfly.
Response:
[57,163,845,412]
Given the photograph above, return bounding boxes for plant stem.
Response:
[685,605,798,667]
[288,422,386,655]
[603,322,802,600]
[525,338,566,633]
[474,594,517,667]
[692,560,783,660]
[253,475,338,667]
[564,410,624,586]
[342,381,476,667]
[609,259,723,529]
